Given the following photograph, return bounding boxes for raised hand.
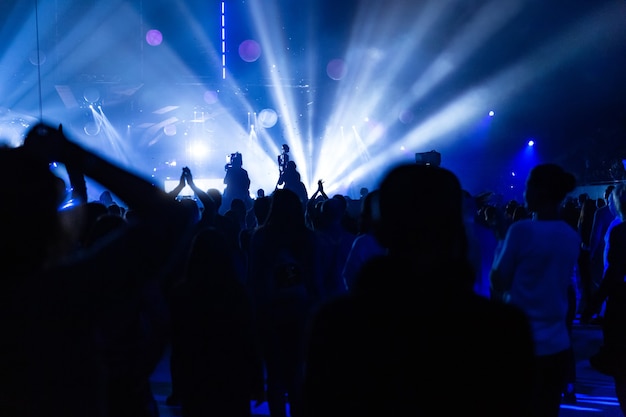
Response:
[183,166,194,184]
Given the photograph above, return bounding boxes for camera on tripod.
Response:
[225,152,243,171]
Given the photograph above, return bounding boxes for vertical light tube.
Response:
[221,1,226,79]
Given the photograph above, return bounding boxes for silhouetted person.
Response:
[0,123,196,417]
[277,160,308,208]
[583,183,626,414]
[222,152,252,215]
[588,184,617,319]
[277,144,290,176]
[578,197,598,314]
[342,189,386,291]
[491,163,581,416]
[247,188,323,417]
[314,197,355,300]
[303,163,534,417]
[170,227,264,417]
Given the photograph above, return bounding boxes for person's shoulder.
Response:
[508,218,532,229]
[503,219,532,238]
[609,220,626,237]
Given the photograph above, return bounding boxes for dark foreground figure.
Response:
[0,123,195,417]
[302,163,536,417]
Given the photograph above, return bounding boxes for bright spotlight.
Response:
[189,141,209,159]
[528,139,535,146]
[488,110,495,117]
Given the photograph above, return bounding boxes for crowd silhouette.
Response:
[1,123,625,417]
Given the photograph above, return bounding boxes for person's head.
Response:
[230,152,243,168]
[281,144,289,153]
[253,196,271,226]
[207,188,222,211]
[512,205,529,222]
[265,188,305,233]
[374,163,469,271]
[319,197,344,228]
[357,189,379,234]
[179,197,201,224]
[504,200,520,219]
[99,190,114,207]
[523,163,576,214]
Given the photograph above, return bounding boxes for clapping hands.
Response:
[182,166,194,184]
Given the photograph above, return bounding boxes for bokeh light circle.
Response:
[146,29,163,46]
[326,59,347,81]
[204,90,219,105]
[164,124,177,136]
[239,40,262,62]
[29,50,46,66]
[84,121,100,136]
[83,87,100,103]
[258,108,278,128]
[399,110,414,124]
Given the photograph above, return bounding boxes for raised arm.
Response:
[167,168,187,199]
[309,179,328,203]
[184,166,217,222]
[23,122,195,247]
[25,124,181,214]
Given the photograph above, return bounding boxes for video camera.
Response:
[225,152,243,171]
[415,150,441,167]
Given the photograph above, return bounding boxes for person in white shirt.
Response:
[491,163,581,417]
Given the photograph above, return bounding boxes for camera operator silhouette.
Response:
[278,144,290,175]
[221,152,252,215]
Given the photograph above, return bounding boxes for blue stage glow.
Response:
[1,1,625,199]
